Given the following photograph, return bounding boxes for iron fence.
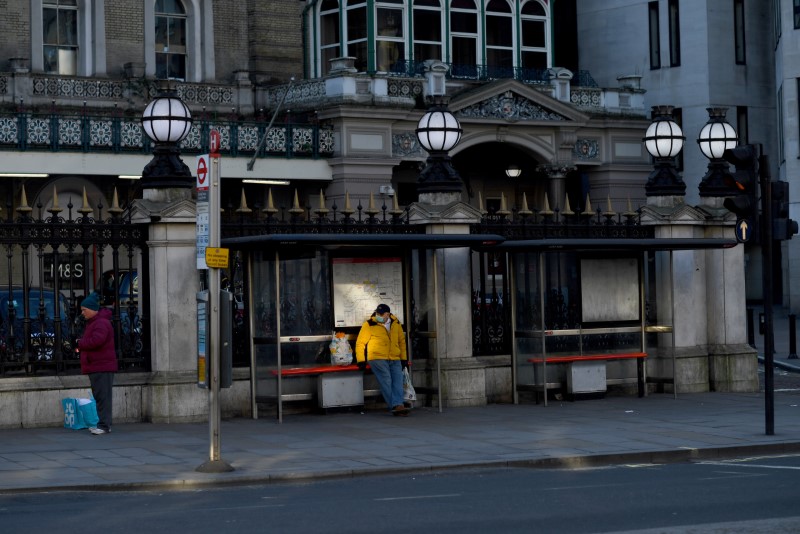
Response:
[0,189,148,377]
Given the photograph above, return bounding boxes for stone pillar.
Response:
[131,189,206,423]
[409,198,488,407]
[642,195,758,393]
[699,197,759,392]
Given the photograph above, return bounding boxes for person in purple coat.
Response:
[78,291,117,435]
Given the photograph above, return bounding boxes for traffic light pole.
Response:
[760,152,775,436]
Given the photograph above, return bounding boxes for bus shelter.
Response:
[489,237,737,406]
[221,233,505,422]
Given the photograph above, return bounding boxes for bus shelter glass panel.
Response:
[251,250,333,402]
[512,251,580,393]
[409,249,434,361]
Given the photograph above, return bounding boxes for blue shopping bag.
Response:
[62,397,99,430]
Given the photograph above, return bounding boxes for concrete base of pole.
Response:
[195,459,235,473]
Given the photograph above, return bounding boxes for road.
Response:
[3,454,800,533]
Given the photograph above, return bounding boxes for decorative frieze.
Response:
[457,91,567,121]
[573,139,599,160]
[392,131,423,157]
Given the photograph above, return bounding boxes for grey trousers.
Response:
[89,372,114,431]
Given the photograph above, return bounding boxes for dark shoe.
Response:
[392,405,409,415]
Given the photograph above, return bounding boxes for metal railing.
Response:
[0,107,334,159]
[0,191,148,377]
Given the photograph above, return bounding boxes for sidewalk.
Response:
[751,305,800,372]
[2,307,800,494]
[2,390,800,493]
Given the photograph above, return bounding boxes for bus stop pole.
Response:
[197,153,234,472]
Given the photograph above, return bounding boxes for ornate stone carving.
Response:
[456,91,567,121]
[573,139,599,160]
[392,131,423,157]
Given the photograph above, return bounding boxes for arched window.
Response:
[345,0,368,71]
[319,0,340,75]
[375,0,405,72]
[155,0,187,80]
[520,0,548,75]
[145,0,214,82]
[485,0,514,77]
[449,0,478,77]
[413,0,442,64]
[42,0,78,75]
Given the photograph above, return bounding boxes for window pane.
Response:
[414,9,441,40]
[414,43,442,62]
[43,45,58,73]
[58,8,78,46]
[415,0,439,5]
[321,46,339,74]
[169,54,185,80]
[521,20,545,47]
[521,0,545,16]
[452,36,476,66]
[156,0,185,15]
[521,50,546,71]
[321,12,340,45]
[57,48,77,75]
[487,0,511,13]
[156,54,168,79]
[349,40,368,70]
[347,7,367,40]
[43,8,58,45]
[377,42,404,71]
[169,17,187,49]
[451,0,475,8]
[451,11,477,33]
[486,15,512,46]
[320,0,338,10]
[377,8,402,37]
[486,48,513,76]
[156,18,168,49]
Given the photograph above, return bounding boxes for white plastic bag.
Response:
[403,367,416,403]
[329,332,353,366]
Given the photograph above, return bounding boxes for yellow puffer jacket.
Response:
[355,313,407,363]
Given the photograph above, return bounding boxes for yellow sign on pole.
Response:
[205,247,229,269]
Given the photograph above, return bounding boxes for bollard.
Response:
[790,314,798,359]
[747,308,755,348]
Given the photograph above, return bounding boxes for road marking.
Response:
[375,493,460,501]
[700,461,800,471]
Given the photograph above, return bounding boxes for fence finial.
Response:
[48,186,63,215]
[315,189,329,217]
[365,192,379,216]
[108,188,123,216]
[17,185,32,215]
[262,188,278,216]
[518,193,532,217]
[78,187,93,215]
[236,189,252,214]
[289,189,305,216]
[540,193,553,217]
[562,194,574,216]
[582,194,593,216]
[342,191,355,217]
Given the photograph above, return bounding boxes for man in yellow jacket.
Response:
[355,303,409,416]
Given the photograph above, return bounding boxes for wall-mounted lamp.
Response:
[697,107,738,197]
[505,164,522,178]
[642,105,686,197]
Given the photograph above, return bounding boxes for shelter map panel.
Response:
[333,257,404,327]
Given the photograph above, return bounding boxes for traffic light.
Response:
[722,144,759,220]
[771,180,799,241]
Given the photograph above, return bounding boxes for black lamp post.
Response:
[415,97,463,193]
[643,105,686,197]
[140,86,194,189]
[697,107,739,197]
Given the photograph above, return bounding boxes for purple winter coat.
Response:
[79,308,118,374]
